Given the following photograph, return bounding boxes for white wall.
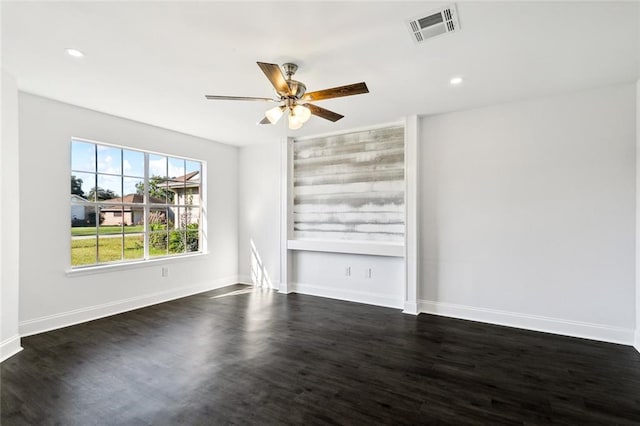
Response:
[1,69,22,361]
[292,251,404,308]
[18,93,239,335]
[420,84,636,344]
[238,141,281,287]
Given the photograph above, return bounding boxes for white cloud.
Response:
[149,158,184,178]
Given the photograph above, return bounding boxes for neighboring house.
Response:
[70,194,91,223]
[167,171,200,205]
[101,194,165,226]
[167,171,200,227]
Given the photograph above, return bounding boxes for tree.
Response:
[87,187,118,201]
[135,175,174,203]
[71,175,85,197]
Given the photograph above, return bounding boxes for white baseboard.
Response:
[403,301,419,315]
[634,330,640,354]
[419,299,634,345]
[291,282,403,309]
[19,275,242,337]
[1,335,23,363]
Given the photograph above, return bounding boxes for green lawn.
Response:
[71,225,144,236]
[71,234,169,266]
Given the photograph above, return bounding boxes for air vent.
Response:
[407,4,460,44]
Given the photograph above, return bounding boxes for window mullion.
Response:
[144,153,150,259]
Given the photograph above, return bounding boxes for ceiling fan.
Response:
[205,62,369,130]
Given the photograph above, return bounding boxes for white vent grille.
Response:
[408,4,460,44]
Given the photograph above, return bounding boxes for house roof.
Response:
[71,194,90,204]
[167,171,199,189]
[101,193,166,211]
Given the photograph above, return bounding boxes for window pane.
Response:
[123,177,143,199]
[149,155,169,204]
[98,235,123,263]
[149,207,169,230]
[123,149,144,178]
[169,230,186,254]
[176,206,199,229]
[124,208,144,231]
[97,174,122,200]
[184,206,200,228]
[186,228,200,253]
[182,186,199,206]
[99,206,124,231]
[71,235,97,266]
[149,231,168,257]
[71,205,100,233]
[149,154,167,179]
[71,140,96,172]
[168,157,185,179]
[124,234,144,260]
[97,145,122,175]
[167,157,185,208]
[186,160,200,175]
[72,172,95,200]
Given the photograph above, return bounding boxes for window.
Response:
[70,139,203,268]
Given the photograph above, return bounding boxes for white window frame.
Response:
[69,137,206,271]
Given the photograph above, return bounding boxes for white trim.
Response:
[287,239,404,257]
[419,299,635,345]
[403,302,419,315]
[279,137,294,294]
[66,252,209,276]
[293,120,405,142]
[404,115,419,314]
[19,276,243,337]
[291,282,403,309]
[0,335,23,363]
[634,330,640,353]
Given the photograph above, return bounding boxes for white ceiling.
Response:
[2,1,639,146]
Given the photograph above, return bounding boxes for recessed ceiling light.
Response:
[450,76,463,86]
[65,48,84,58]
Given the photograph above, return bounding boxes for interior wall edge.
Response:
[237,275,253,285]
[419,299,635,346]
[18,275,245,338]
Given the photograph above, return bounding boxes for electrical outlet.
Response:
[345,266,351,277]
[161,267,169,277]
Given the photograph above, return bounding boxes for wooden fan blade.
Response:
[258,116,271,125]
[205,95,276,102]
[302,82,369,102]
[257,62,291,96]
[305,104,344,122]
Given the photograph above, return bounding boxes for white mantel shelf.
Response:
[287,239,405,257]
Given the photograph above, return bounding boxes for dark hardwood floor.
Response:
[2,284,640,425]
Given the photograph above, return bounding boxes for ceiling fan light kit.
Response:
[205,61,369,130]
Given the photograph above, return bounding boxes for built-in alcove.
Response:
[280,118,419,313]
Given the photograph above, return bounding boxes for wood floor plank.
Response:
[2,284,640,425]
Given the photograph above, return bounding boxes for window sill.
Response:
[287,239,404,257]
[66,252,209,277]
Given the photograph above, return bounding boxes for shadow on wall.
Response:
[251,239,273,289]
